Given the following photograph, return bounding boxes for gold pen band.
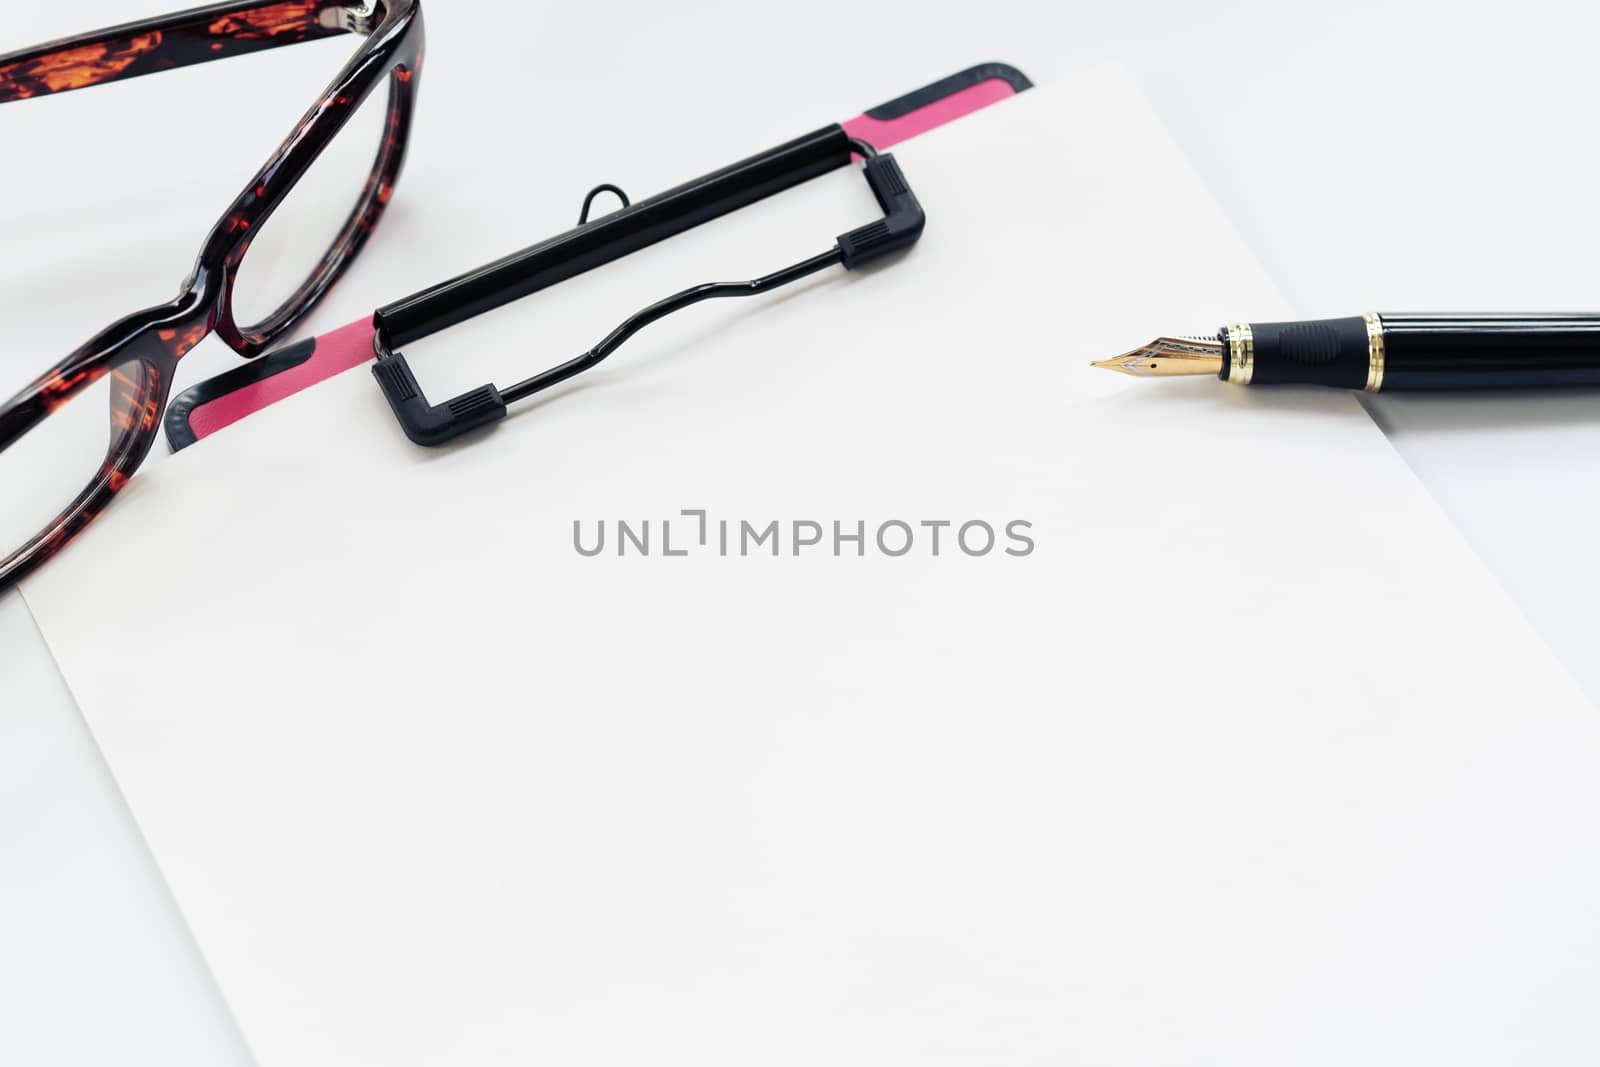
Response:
[1226,323,1253,386]
[1363,312,1386,392]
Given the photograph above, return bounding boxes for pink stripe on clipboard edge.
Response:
[187,319,377,441]
[842,78,1021,150]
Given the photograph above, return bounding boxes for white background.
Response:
[5,1,1600,1064]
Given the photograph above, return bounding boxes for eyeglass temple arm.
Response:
[0,1,374,104]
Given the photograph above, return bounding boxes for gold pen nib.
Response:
[1091,336,1224,378]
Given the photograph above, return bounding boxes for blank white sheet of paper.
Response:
[22,70,1600,1067]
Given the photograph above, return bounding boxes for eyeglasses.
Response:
[0,0,423,592]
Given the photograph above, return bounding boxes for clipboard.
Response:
[163,62,1031,451]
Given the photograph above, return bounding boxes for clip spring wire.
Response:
[577,183,631,225]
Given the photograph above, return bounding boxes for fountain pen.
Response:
[1093,313,1600,391]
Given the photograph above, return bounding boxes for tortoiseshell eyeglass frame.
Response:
[0,0,424,592]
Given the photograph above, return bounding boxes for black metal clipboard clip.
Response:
[370,126,925,446]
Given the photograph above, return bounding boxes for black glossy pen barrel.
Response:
[375,125,855,347]
[1380,314,1600,389]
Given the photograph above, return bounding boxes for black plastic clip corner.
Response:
[838,154,925,270]
[372,353,507,447]
[371,125,924,447]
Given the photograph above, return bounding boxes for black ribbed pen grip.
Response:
[1246,317,1370,388]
